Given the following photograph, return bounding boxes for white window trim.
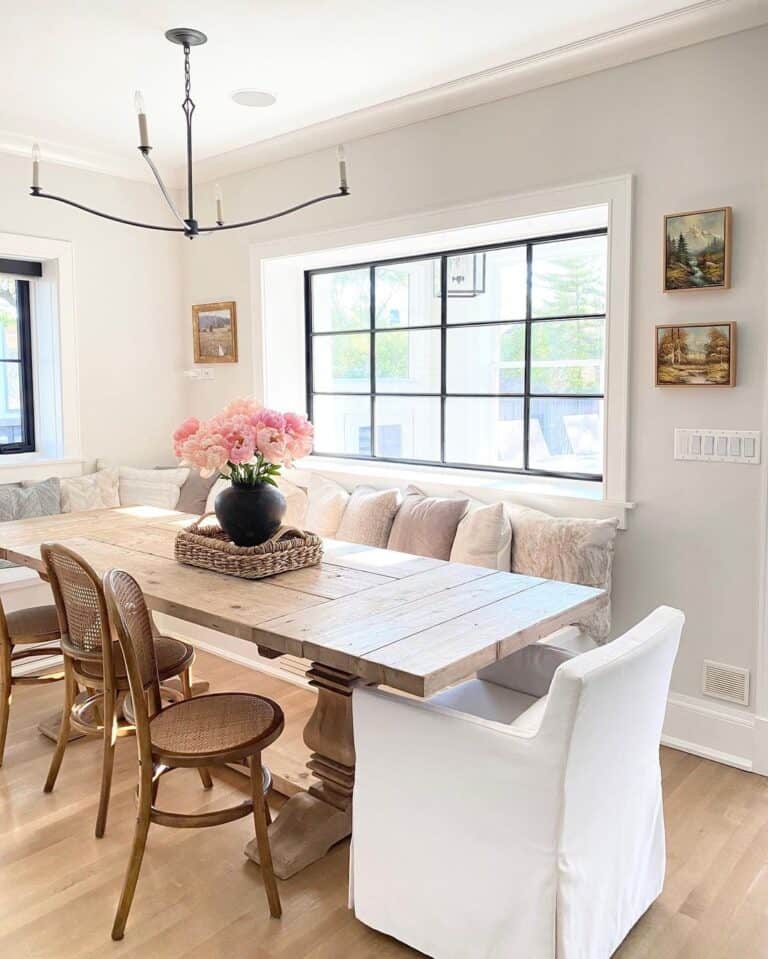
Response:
[0,232,82,479]
[251,175,632,524]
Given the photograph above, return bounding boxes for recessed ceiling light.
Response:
[231,89,276,107]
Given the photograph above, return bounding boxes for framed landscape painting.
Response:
[655,322,735,387]
[192,301,238,363]
[664,207,731,292]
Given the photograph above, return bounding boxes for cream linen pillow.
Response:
[450,500,512,570]
[304,474,350,537]
[118,466,189,509]
[61,468,120,513]
[505,504,619,643]
[388,486,469,560]
[276,476,309,527]
[336,485,402,548]
[205,477,229,514]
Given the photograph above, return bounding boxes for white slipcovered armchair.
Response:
[350,606,684,959]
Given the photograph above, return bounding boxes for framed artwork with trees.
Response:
[655,322,735,387]
[664,207,731,292]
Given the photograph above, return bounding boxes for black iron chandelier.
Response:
[29,27,349,239]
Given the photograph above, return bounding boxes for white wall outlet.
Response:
[183,368,215,380]
[674,429,760,464]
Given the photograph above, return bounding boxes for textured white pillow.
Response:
[205,477,229,514]
[336,485,402,548]
[276,477,309,527]
[304,474,350,537]
[61,468,120,513]
[118,466,189,509]
[506,504,619,643]
[450,500,512,570]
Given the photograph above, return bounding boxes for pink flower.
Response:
[252,408,286,432]
[284,412,314,460]
[172,417,200,457]
[256,426,288,465]
[221,396,262,419]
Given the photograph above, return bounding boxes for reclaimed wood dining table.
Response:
[0,505,605,878]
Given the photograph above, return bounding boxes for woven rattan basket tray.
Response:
[175,514,323,580]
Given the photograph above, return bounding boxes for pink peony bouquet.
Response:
[172,397,313,486]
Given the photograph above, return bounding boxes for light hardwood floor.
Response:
[1,649,767,959]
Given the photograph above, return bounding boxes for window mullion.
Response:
[440,255,447,464]
[370,265,376,458]
[523,244,533,473]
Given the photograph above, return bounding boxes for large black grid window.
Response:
[0,275,36,453]
[305,228,607,480]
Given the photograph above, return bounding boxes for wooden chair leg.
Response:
[43,663,76,793]
[111,762,153,941]
[95,688,117,838]
[0,640,12,768]
[250,755,281,918]
[181,668,213,790]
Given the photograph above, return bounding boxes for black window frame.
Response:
[305,227,607,482]
[0,277,36,454]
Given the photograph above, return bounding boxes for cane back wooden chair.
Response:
[0,596,63,766]
[41,543,208,838]
[103,568,284,941]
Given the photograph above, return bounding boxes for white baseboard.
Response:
[662,692,755,772]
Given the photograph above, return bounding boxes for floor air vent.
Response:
[702,660,750,706]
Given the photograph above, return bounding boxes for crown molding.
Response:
[1,0,764,188]
[193,0,768,184]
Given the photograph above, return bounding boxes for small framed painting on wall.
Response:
[192,301,238,363]
[663,207,731,292]
[655,322,735,387]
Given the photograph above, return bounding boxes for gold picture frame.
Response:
[655,321,736,387]
[663,207,732,292]
[192,301,238,363]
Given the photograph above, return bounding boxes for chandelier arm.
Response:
[197,188,349,233]
[141,151,188,228]
[29,190,186,232]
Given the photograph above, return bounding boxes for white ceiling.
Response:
[0,1,755,182]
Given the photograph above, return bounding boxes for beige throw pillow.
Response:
[304,474,350,537]
[388,486,469,560]
[336,485,401,548]
[506,504,619,643]
[61,468,120,513]
[276,476,309,527]
[118,466,189,509]
[450,500,512,570]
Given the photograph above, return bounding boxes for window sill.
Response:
[292,456,634,526]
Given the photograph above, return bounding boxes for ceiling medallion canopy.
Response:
[29,28,349,239]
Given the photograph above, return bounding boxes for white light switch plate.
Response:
[675,429,760,464]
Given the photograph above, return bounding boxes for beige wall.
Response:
[181,27,768,708]
[0,152,185,466]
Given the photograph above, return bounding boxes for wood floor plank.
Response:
[1,648,766,958]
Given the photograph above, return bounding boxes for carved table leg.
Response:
[244,663,355,879]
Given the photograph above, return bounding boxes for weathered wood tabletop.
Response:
[0,506,605,876]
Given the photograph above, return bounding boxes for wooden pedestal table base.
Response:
[245,663,355,879]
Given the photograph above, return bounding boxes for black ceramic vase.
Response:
[214,481,287,547]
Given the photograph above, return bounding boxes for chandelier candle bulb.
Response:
[31,143,40,189]
[337,145,348,191]
[215,183,224,224]
[134,90,150,149]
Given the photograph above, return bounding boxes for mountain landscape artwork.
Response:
[192,301,238,363]
[664,207,731,291]
[656,322,735,387]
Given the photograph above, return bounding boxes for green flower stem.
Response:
[222,455,282,488]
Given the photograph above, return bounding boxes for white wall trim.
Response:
[252,174,632,519]
[0,232,82,478]
[662,692,755,771]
